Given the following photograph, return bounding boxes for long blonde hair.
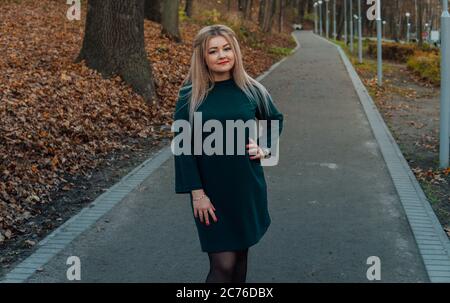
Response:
[177,24,274,125]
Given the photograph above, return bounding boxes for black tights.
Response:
[205,248,249,283]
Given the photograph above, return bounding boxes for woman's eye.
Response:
[209,48,232,54]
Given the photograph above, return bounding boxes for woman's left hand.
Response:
[246,138,264,160]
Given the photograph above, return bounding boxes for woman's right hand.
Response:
[192,191,218,226]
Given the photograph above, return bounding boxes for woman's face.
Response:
[205,35,235,80]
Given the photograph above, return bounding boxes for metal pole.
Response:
[350,0,354,52]
[358,0,362,63]
[440,1,450,167]
[314,3,318,34]
[429,21,432,43]
[377,0,382,86]
[407,14,410,42]
[333,0,337,39]
[326,0,329,39]
[344,0,348,44]
[319,1,323,36]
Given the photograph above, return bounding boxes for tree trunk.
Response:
[238,0,245,11]
[145,0,162,22]
[161,0,181,43]
[262,0,276,32]
[278,0,284,33]
[77,0,157,103]
[418,0,424,46]
[298,0,305,24]
[259,0,266,26]
[244,0,253,20]
[184,0,193,17]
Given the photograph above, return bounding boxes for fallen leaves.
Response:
[412,166,448,185]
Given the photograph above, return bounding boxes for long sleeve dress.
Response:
[173,77,284,253]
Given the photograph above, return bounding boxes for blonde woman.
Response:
[172,24,284,283]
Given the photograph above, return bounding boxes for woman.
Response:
[172,24,284,283]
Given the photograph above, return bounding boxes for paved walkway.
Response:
[2,31,436,282]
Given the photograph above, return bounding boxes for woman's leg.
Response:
[205,251,238,283]
[205,249,249,283]
[232,248,249,283]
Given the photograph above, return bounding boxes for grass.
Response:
[268,46,294,58]
[421,180,441,205]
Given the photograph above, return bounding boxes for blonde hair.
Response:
[177,24,274,125]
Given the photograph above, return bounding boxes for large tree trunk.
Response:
[76,0,157,103]
[161,0,181,43]
[145,0,162,22]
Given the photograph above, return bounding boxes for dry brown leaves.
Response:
[0,0,293,244]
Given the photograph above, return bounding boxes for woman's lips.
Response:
[218,61,229,65]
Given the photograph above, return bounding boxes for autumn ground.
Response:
[334,39,450,239]
[0,0,296,274]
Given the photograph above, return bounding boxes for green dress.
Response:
[173,77,284,253]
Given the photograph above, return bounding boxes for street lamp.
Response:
[314,2,318,34]
[318,0,323,36]
[344,0,348,45]
[350,0,353,52]
[357,0,362,63]
[439,0,450,167]
[425,21,432,43]
[382,20,387,39]
[333,0,337,39]
[376,0,382,86]
[406,12,411,42]
[325,0,330,39]
[425,22,429,43]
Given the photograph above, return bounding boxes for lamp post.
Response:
[425,22,429,43]
[333,0,337,39]
[382,20,386,39]
[318,0,323,36]
[406,12,411,43]
[344,0,348,45]
[350,0,354,52]
[439,0,450,167]
[325,0,330,39]
[314,2,318,34]
[376,0,382,86]
[357,0,362,63]
[428,20,432,43]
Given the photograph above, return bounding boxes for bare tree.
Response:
[262,0,276,32]
[184,0,193,18]
[145,0,162,22]
[77,0,157,103]
[161,0,181,43]
[145,0,181,43]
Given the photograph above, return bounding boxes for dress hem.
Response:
[199,220,271,253]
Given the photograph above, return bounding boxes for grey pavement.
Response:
[2,31,438,282]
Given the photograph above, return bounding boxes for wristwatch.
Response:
[260,147,271,159]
